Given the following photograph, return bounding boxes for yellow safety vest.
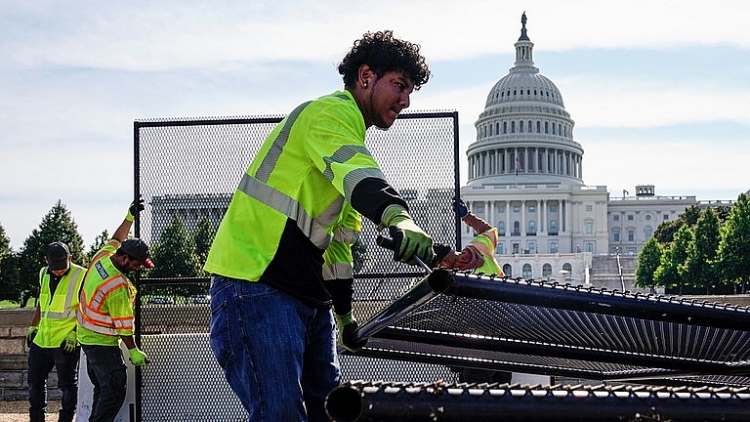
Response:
[467,228,504,276]
[34,264,86,348]
[204,90,386,306]
[77,240,137,346]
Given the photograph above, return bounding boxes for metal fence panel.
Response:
[134,111,459,421]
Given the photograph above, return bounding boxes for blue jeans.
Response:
[27,343,80,421]
[209,276,341,422]
[81,345,127,422]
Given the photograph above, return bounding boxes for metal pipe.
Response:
[326,382,750,422]
[353,269,453,342]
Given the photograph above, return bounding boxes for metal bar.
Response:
[353,270,453,342]
[450,273,750,330]
[326,382,750,422]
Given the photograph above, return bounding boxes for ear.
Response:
[358,64,373,88]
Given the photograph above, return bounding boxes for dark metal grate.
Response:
[352,272,750,385]
[134,111,460,420]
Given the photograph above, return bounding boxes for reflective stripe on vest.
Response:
[77,274,130,336]
[322,262,354,281]
[237,174,344,249]
[468,228,503,276]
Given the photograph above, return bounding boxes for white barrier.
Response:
[76,343,136,422]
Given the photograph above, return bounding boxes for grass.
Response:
[0,298,36,309]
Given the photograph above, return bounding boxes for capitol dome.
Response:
[467,13,583,186]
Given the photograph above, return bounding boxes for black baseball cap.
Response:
[46,242,71,271]
[118,238,154,268]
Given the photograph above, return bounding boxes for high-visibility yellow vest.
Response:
[204,90,386,305]
[467,228,504,276]
[33,264,86,348]
[77,240,137,346]
[323,202,362,281]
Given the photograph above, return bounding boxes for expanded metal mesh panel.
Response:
[354,272,750,385]
[135,112,459,420]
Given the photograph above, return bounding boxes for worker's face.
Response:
[122,255,147,272]
[46,257,70,276]
[366,71,414,129]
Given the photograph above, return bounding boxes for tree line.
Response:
[0,200,369,306]
[636,193,750,295]
[0,200,217,306]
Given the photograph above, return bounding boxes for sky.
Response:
[1,0,749,249]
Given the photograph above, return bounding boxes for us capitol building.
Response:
[147,14,733,291]
[458,13,730,288]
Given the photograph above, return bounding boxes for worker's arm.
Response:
[112,199,144,242]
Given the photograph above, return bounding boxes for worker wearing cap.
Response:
[27,241,87,422]
[77,200,153,422]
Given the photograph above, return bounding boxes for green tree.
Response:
[652,219,684,245]
[147,216,201,299]
[0,224,23,302]
[714,205,732,223]
[654,224,693,295]
[17,201,85,307]
[192,217,215,276]
[689,207,721,294]
[635,237,662,293]
[680,205,702,227]
[717,193,750,294]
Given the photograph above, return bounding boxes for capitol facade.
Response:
[459,14,704,285]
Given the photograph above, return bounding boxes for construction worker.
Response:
[203,30,434,421]
[27,241,87,422]
[322,202,365,352]
[76,200,152,422]
[433,198,504,276]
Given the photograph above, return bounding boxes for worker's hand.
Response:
[26,326,38,348]
[381,205,434,266]
[453,197,469,220]
[335,312,367,353]
[128,347,149,366]
[126,197,145,222]
[61,331,78,353]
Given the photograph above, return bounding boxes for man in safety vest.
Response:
[77,200,153,422]
[203,30,434,421]
[433,198,504,277]
[27,241,87,422]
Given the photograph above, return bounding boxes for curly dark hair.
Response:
[338,30,431,90]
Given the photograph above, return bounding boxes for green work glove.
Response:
[26,326,38,348]
[128,347,149,366]
[126,197,145,222]
[61,331,78,353]
[335,312,367,353]
[381,205,434,266]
